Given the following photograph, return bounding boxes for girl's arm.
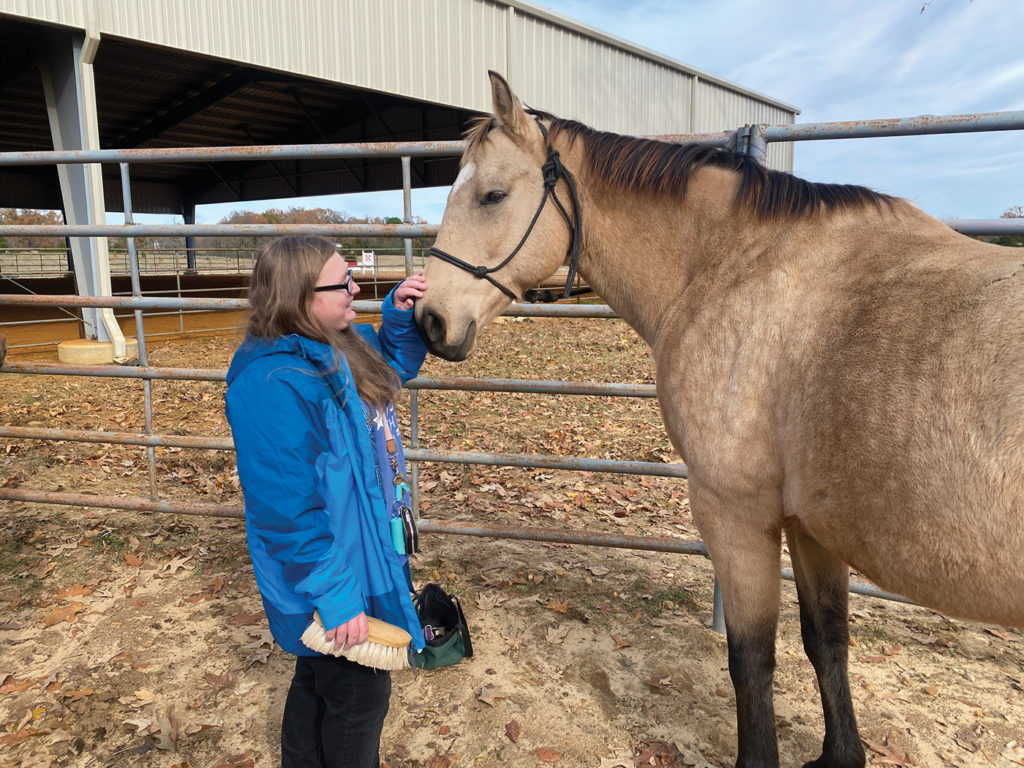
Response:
[370,275,429,381]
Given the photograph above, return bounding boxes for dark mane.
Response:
[546,115,894,220]
[465,110,894,220]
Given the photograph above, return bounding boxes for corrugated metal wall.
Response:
[691,81,796,171]
[0,0,797,169]
[509,11,690,136]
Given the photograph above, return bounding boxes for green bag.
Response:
[410,583,473,670]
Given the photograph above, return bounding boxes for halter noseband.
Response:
[428,118,583,302]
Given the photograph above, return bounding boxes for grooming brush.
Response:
[300,610,412,671]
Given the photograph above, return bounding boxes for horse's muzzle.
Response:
[415,307,476,362]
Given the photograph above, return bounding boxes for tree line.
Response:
[0,206,435,253]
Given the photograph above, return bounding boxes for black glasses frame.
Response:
[313,268,355,295]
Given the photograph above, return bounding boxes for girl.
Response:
[225,235,428,768]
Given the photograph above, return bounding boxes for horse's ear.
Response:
[488,70,527,139]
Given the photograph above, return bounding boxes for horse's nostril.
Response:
[421,309,446,346]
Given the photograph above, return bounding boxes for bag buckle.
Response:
[423,624,446,642]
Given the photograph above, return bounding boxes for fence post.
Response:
[119,162,158,499]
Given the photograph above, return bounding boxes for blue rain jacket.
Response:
[225,288,427,655]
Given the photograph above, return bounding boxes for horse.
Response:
[413,72,1024,768]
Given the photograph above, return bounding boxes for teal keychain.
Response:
[394,473,411,503]
[390,516,406,555]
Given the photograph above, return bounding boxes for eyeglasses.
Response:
[313,268,355,295]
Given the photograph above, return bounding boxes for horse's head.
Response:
[415,72,577,361]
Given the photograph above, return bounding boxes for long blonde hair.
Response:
[246,235,400,408]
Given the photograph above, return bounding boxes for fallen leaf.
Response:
[54,584,93,600]
[153,709,178,750]
[0,728,48,747]
[42,601,84,628]
[123,717,152,734]
[226,611,263,627]
[1,675,40,693]
[124,554,143,567]
[204,671,237,692]
[545,625,570,644]
[160,553,194,574]
[476,593,506,611]
[501,629,524,651]
[477,684,507,707]
[636,740,677,766]
[245,649,270,668]
[985,627,1011,641]
[863,735,915,766]
[425,754,452,768]
[547,599,569,614]
[612,636,632,650]
[184,715,224,736]
[30,560,56,579]
[644,676,673,695]
[133,688,157,706]
[505,719,521,743]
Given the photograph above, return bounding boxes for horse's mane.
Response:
[464,112,894,221]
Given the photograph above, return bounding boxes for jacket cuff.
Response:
[316,593,367,631]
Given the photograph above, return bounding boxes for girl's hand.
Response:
[325,611,369,650]
[393,270,428,310]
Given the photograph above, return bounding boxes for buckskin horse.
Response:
[413,72,1024,767]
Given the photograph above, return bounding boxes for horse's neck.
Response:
[574,167,749,346]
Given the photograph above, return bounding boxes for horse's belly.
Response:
[803,499,1024,628]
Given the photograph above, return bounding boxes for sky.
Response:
[191,0,1023,226]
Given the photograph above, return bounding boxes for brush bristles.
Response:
[300,613,412,671]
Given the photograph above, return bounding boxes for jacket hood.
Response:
[226,334,335,386]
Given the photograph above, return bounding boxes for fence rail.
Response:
[4,107,1022,631]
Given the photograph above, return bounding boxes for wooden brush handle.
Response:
[312,610,412,648]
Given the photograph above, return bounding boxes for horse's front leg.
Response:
[700,501,783,768]
[786,528,865,768]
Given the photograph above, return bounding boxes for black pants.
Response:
[281,654,392,768]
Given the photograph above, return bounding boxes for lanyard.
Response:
[377,406,411,505]
[373,405,417,556]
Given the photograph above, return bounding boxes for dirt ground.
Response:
[1,318,1022,768]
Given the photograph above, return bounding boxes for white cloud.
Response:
[528,0,1024,217]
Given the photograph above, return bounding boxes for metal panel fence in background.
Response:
[2,109,1023,633]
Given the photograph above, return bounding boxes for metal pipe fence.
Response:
[3,108,1022,632]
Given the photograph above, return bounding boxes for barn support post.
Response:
[38,27,128,361]
[183,201,198,273]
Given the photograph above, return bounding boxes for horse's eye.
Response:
[482,190,507,206]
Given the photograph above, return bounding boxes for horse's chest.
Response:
[653,331,781,486]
